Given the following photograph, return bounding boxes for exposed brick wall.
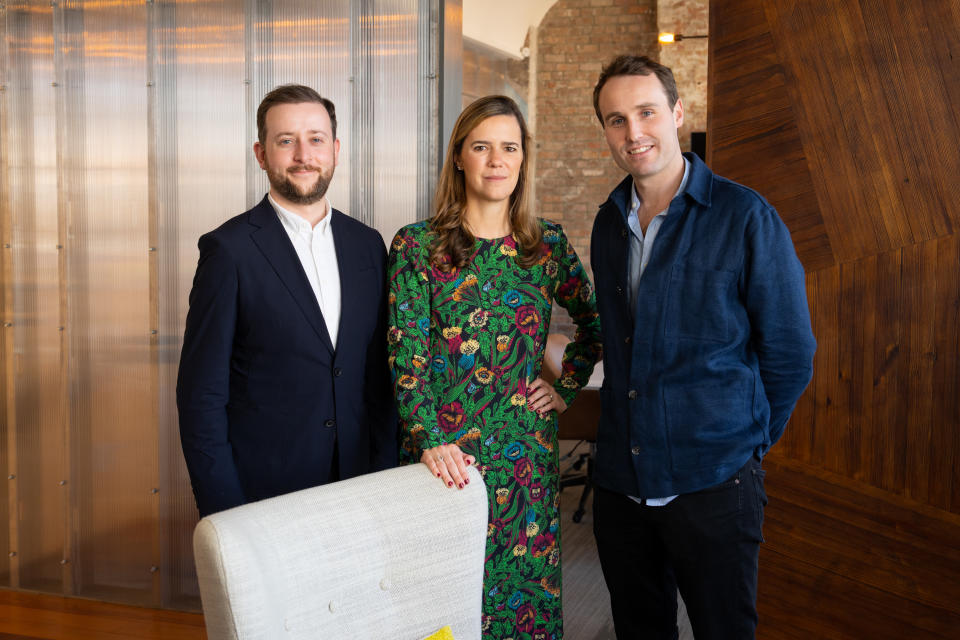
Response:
[533,0,660,337]
[658,0,708,152]
[506,57,530,103]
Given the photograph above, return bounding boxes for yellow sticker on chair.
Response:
[421,626,455,640]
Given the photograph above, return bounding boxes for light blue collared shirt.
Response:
[627,157,690,507]
[626,157,691,314]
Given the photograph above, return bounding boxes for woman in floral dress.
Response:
[387,95,602,640]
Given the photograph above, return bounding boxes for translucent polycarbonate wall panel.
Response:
[155,0,248,608]
[61,0,157,604]
[440,0,462,162]
[0,1,8,589]
[0,0,436,608]
[367,1,420,241]
[0,0,13,589]
[4,1,69,593]
[245,0,352,211]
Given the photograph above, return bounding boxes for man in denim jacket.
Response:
[589,55,816,639]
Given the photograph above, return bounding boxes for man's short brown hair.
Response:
[256,84,337,144]
[593,55,679,124]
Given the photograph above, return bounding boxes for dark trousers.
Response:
[593,456,767,640]
[327,438,340,484]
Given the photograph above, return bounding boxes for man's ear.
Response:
[253,141,267,170]
[673,98,685,129]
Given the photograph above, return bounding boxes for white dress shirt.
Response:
[269,194,341,347]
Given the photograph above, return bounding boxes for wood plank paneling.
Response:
[712,0,960,511]
[710,0,960,636]
[760,458,960,639]
[872,248,907,494]
[809,266,841,469]
[761,0,959,262]
[931,235,960,513]
[707,0,834,273]
[902,240,937,504]
[759,554,958,640]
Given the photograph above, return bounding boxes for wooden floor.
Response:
[558,442,618,640]
[0,589,205,640]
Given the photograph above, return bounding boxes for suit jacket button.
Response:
[624,336,631,344]
[334,368,342,377]
[627,389,637,400]
[324,419,335,427]
[621,228,628,238]
[631,446,641,455]
[616,285,623,294]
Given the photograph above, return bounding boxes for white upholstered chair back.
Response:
[193,464,488,640]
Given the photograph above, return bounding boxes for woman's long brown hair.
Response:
[428,95,541,271]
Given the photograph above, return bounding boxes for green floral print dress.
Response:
[387,219,602,640]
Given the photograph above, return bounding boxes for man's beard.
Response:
[266,163,333,205]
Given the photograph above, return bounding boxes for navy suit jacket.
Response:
[176,196,396,517]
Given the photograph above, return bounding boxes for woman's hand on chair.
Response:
[527,377,568,417]
[421,443,474,490]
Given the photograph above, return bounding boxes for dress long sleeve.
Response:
[546,226,603,405]
[388,227,443,461]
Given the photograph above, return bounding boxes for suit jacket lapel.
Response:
[330,209,360,354]
[248,197,336,354]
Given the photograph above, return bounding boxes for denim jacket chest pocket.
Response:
[664,265,738,343]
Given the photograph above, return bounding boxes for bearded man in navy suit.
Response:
[177,84,396,517]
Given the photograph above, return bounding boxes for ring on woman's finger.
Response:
[437,455,444,462]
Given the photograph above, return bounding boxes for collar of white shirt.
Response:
[268,193,333,236]
[266,192,342,347]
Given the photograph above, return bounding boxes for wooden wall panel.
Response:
[761,457,960,639]
[761,1,960,262]
[707,0,835,273]
[709,0,960,636]
[791,239,960,504]
[872,248,908,494]
[931,235,960,513]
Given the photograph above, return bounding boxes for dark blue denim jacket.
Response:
[590,153,816,497]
